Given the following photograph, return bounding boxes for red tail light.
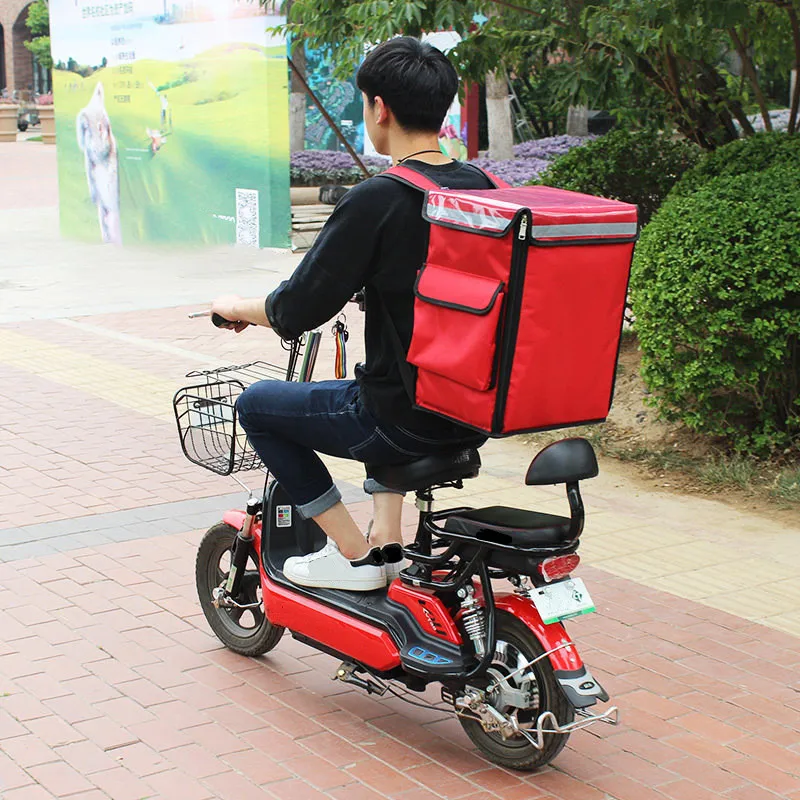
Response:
[538,554,580,583]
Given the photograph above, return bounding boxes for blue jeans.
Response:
[236,379,485,519]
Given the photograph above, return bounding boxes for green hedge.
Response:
[671,132,800,198]
[536,129,702,225]
[631,164,800,454]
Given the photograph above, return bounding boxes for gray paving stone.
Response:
[0,541,57,561]
[180,511,226,530]
[0,480,366,561]
[67,531,114,549]
[0,528,32,546]
[111,522,158,542]
[7,519,84,540]
[73,513,135,533]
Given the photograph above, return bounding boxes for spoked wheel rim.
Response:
[479,638,543,750]
[205,539,266,641]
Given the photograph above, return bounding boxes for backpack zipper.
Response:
[492,211,530,434]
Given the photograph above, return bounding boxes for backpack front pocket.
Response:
[407,263,505,392]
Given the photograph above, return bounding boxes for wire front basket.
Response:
[174,336,319,475]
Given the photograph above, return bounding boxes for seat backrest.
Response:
[525,438,598,486]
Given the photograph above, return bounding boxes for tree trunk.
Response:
[728,27,772,132]
[485,68,514,160]
[286,0,306,152]
[787,5,800,134]
[566,105,588,136]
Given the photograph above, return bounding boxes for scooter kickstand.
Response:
[332,662,387,696]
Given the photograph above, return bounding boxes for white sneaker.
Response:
[365,526,410,584]
[283,539,386,591]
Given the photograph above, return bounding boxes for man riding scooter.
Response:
[209,37,494,591]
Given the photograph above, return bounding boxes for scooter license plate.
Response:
[531,578,595,625]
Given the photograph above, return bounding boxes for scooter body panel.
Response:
[261,572,402,672]
[256,482,470,676]
[387,580,463,645]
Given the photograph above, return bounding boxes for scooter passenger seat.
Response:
[368,448,481,492]
[444,506,573,548]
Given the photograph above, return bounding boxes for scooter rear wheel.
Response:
[196,523,284,656]
[458,612,573,771]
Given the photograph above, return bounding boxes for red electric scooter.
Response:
[174,329,618,772]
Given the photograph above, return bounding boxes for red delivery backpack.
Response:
[380,163,639,436]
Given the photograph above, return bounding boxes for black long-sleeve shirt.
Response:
[266,160,494,438]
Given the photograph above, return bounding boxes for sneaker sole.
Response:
[284,570,387,591]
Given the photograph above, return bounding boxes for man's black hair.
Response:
[356,37,458,133]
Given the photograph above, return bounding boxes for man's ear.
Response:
[373,95,390,125]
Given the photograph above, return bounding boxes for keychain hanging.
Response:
[332,315,349,379]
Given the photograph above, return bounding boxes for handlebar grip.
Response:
[212,312,236,328]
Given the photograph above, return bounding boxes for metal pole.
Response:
[287,56,371,179]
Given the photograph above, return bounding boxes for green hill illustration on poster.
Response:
[49,0,290,248]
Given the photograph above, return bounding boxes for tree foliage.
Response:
[277,0,800,147]
[24,0,52,70]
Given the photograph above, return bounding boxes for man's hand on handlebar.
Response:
[209,295,250,332]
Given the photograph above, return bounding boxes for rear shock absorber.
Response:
[458,584,487,657]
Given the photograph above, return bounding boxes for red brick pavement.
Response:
[0,309,364,527]
[1,528,799,800]
[2,307,800,798]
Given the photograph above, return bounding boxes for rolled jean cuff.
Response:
[363,478,406,497]
[296,484,342,519]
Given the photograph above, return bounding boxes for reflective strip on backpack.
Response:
[426,199,513,232]
[532,222,639,239]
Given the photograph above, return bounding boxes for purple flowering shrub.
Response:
[467,135,595,187]
[514,134,595,160]
[290,135,594,187]
[291,150,390,186]
[467,156,551,187]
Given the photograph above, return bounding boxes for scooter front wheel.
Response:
[196,523,284,656]
[458,612,574,771]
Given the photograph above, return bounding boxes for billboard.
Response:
[304,47,363,153]
[49,0,290,248]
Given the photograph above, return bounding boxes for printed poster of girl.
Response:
[438,98,467,160]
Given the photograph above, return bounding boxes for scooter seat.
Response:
[444,506,573,548]
[368,448,481,492]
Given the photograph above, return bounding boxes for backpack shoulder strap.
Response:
[378,164,442,191]
[372,160,509,404]
[461,161,512,189]
[382,161,512,191]
[371,165,438,404]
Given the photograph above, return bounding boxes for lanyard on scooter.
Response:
[333,315,349,379]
